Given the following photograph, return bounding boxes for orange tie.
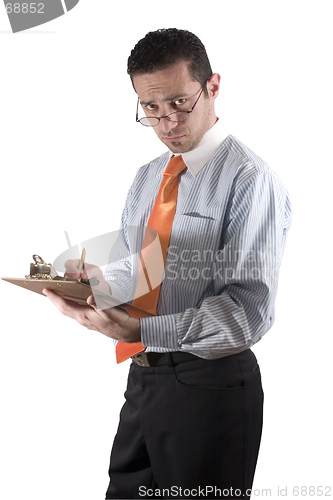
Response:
[116,155,187,363]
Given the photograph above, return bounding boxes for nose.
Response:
[158,116,180,134]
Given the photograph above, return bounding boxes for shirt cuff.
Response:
[140,314,180,351]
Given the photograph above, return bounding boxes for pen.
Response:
[78,248,86,274]
[78,248,99,287]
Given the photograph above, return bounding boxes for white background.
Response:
[1,1,332,498]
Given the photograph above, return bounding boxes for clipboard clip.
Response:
[24,254,99,286]
[25,255,58,280]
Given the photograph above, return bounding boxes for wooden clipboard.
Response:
[1,277,154,319]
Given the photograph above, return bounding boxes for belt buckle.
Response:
[132,352,151,367]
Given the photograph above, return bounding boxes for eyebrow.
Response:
[140,93,189,107]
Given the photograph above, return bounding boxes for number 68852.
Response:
[5,3,45,14]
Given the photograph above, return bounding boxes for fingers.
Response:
[64,259,81,279]
[86,294,123,320]
[86,293,128,324]
[64,260,105,286]
[96,304,131,327]
[43,289,83,316]
[43,289,102,331]
[43,289,140,342]
[64,259,95,280]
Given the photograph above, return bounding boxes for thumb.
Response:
[86,295,97,308]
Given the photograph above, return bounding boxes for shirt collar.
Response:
[167,119,229,176]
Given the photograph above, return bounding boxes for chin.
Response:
[172,144,196,154]
[166,140,193,154]
[168,143,183,152]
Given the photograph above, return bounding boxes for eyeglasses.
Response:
[136,86,204,127]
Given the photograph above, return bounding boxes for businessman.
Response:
[44,28,292,499]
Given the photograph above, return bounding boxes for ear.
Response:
[207,73,221,99]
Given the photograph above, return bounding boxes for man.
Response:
[44,29,292,499]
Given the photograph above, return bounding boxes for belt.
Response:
[132,351,199,367]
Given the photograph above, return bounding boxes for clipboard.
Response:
[1,255,154,319]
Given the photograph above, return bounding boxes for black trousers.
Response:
[106,349,263,499]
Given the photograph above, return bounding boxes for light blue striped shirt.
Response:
[106,122,292,359]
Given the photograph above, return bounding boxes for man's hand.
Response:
[64,259,111,295]
[43,289,141,343]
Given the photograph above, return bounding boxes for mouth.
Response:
[163,135,185,142]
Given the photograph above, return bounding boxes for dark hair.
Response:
[127,28,213,96]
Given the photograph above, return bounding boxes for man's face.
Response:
[133,61,220,154]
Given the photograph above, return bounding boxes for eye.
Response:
[173,98,187,107]
[145,104,158,112]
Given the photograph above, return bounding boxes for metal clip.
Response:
[26,255,58,280]
[132,352,151,367]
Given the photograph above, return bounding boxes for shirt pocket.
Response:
[174,206,222,250]
[166,207,222,298]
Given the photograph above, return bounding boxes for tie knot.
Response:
[164,155,186,178]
